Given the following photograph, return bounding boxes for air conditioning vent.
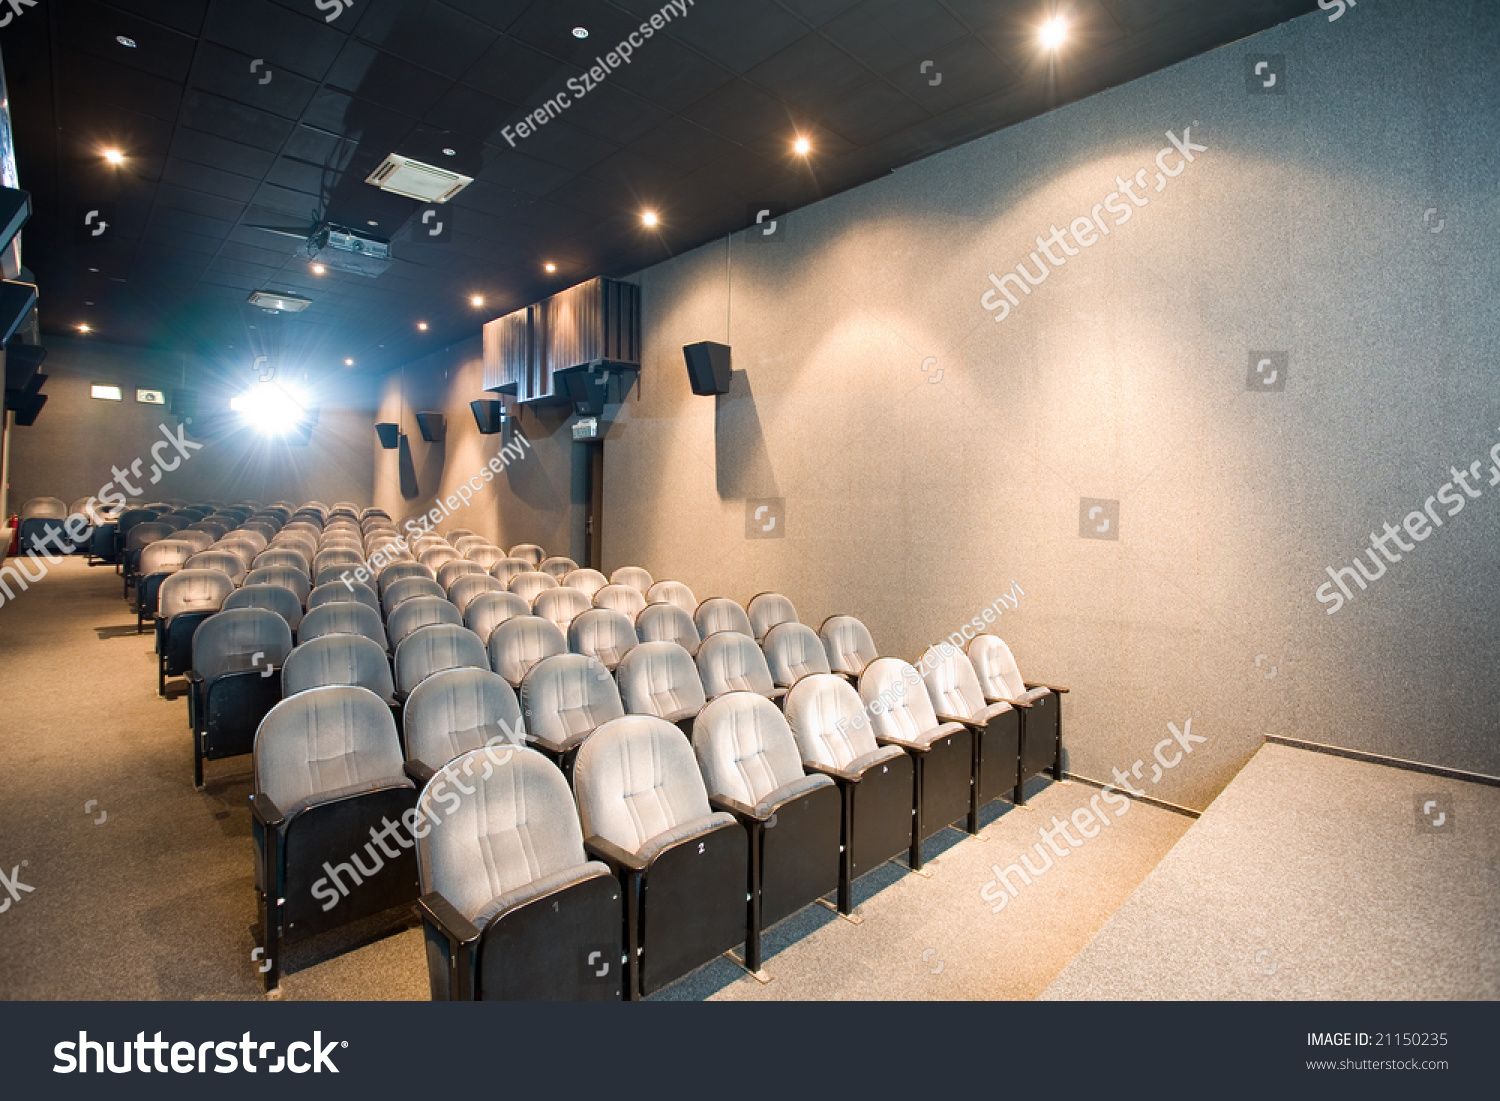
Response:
[247,290,312,313]
[365,153,473,203]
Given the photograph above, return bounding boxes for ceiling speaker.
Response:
[415,411,445,442]
[684,341,732,396]
[470,399,504,435]
[375,422,401,450]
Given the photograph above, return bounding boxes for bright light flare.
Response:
[230,381,308,434]
[1039,17,1067,49]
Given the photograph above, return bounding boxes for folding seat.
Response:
[211,540,257,572]
[465,590,531,645]
[747,592,798,643]
[519,653,624,773]
[574,715,747,999]
[762,622,832,691]
[637,602,702,656]
[437,559,485,591]
[241,520,278,543]
[223,582,305,636]
[18,496,67,556]
[394,624,489,703]
[447,574,504,615]
[647,580,697,616]
[402,667,525,785]
[123,522,174,595]
[783,674,914,911]
[156,514,191,533]
[388,595,464,650]
[116,507,160,549]
[282,634,396,706]
[593,583,646,620]
[313,548,364,577]
[189,608,293,788]
[378,560,436,595]
[413,535,449,555]
[917,644,1025,812]
[508,569,558,606]
[225,528,268,555]
[420,545,461,572]
[562,567,608,599]
[453,536,491,556]
[490,557,532,586]
[487,615,567,690]
[695,630,782,703]
[694,597,754,640]
[534,586,591,634]
[250,685,418,991]
[693,692,842,972]
[508,543,544,568]
[539,555,578,581]
[299,600,388,651]
[64,498,98,555]
[186,518,227,542]
[567,608,637,672]
[330,502,360,519]
[819,615,879,680]
[384,575,446,616]
[417,745,624,1000]
[135,539,195,633]
[254,548,311,575]
[444,528,477,544]
[89,517,121,565]
[615,640,707,737]
[858,658,979,869]
[610,566,653,596]
[463,545,507,571]
[242,566,311,608]
[966,635,1067,793]
[183,549,247,586]
[310,565,357,589]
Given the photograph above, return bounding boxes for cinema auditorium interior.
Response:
[0,0,1494,1005]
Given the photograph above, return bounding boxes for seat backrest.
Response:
[592,583,646,620]
[378,561,436,594]
[175,530,214,554]
[508,570,558,605]
[561,567,608,599]
[464,590,532,645]
[451,536,490,557]
[224,529,268,554]
[127,522,174,551]
[254,686,408,813]
[967,635,1028,701]
[609,565,653,595]
[445,528,478,544]
[419,545,460,571]
[299,600,387,649]
[520,653,624,750]
[614,640,706,720]
[860,657,943,743]
[695,630,776,699]
[211,540,257,569]
[694,597,753,640]
[404,667,525,773]
[417,746,587,924]
[574,714,713,856]
[242,566,311,606]
[387,595,464,648]
[636,601,702,655]
[308,579,380,615]
[747,592,799,643]
[281,634,395,703]
[139,538,194,577]
[383,575,446,615]
[533,585,592,634]
[762,621,831,688]
[784,673,879,770]
[646,580,697,615]
[437,559,485,590]
[486,615,567,689]
[192,607,293,682]
[159,569,234,619]
[508,543,544,568]
[567,608,637,671]
[694,692,810,806]
[490,557,533,585]
[463,545,507,570]
[919,644,988,722]
[255,548,312,575]
[21,496,67,520]
[394,623,489,698]
[539,555,578,580]
[222,583,304,631]
[447,573,505,614]
[184,550,247,584]
[819,615,879,677]
[118,509,160,535]
[312,548,363,576]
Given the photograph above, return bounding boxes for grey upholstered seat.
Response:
[539,555,578,580]
[646,580,697,615]
[384,576,447,617]
[308,579,381,615]
[185,550,248,584]
[966,635,1052,707]
[487,615,567,689]
[819,615,879,678]
[299,600,388,650]
[762,622,832,689]
[136,539,197,630]
[695,630,781,702]
[609,566,653,595]
[508,570,558,605]
[490,557,533,585]
[159,567,235,619]
[394,623,489,702]
[592,583,646,620]
[378,560,436,594]
[636,601,702,656]
[919,645,1014,730]
[784,673,903,776]
[694,692,834,818]
[189,608,294,786]
[225,528,269,554]
[447,573,505,614]
[193,607,293,684]
[520,653,624,760]
[253,547,310,573]
[437,559,486,590]
[175,529,215,554]
[388,595,464,649]
[533,586,592,634]
[615,640,706,727]
[403,667,525,777]
[964,635,1064,799]
[223,583,305,632]
[242,566,311,607]
[465,590,531,645]
[694,597,753,640]
[213,539,258,568]
[445,528,479,545]
[282,634,396,704]
[312,548,363,576]
[562,568,608,599]
[420,545,461,572]
[463,544,508,570]
[747,592,798,643]
[413,535,449,555]
[508,543,544,568]
[567,608,637,672]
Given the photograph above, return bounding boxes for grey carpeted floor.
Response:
[0,556,1193,1001]
[1042,742,1500,1000]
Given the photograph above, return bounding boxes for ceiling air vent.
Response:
[365,153,473,203]
[247,290,312,313]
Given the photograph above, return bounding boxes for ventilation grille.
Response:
[365,154,473,203]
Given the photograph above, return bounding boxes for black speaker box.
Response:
[4,340,44,392]
[470,399,504,435]
[415,411,445,442]
[375,422,401,450]
[11,392,45,426]
[684,341,732,396]
[0,280,38,345]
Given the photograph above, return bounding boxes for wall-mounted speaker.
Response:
[4,340,44,392]
[684,341,732,396]
[470,399,504,435]
[415,411,445,442]
[10,392,46,426]
[375,422,401,449]
[1,186,32,256]
[0,281,38,345]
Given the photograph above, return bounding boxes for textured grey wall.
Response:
[604,0,1500,807]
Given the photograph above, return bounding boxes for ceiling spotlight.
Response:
[1040,16,1067,49]
[102,148,125,165]
[311,263,326,274]
[116,35,137,48]
[442,147,456,156]
[470,295,484,307]
[544,262,557,273]
[572,27,589,38]
[641,210,659,227]
[793,136,811,156]
[78,324,92,333]
[417,321,429,331]
[367,220,379,226]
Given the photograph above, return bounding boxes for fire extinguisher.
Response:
[6,515,18,557]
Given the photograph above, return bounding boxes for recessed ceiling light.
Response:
[116,36,136,48]
[84,300,94,305]
[572,27,589,38]
[793,136,811,155]
[544,261,556,273]
[88,267,99,272]
[1040,17,1067,49]
[367,220,379,226]
[470,295,484,307]
[78,324,92,333]
[311,263,326,274]
[417,321,429,331]
[442,148,457,157]
[102,148,125,165]
[641,210,659,227]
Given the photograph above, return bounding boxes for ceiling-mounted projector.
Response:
[300,224,393,277]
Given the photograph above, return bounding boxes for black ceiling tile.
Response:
[422,85,520,141]
[97,0,209,36]
[421,0,532,33]
[818,79,931,147]
[562,85,672,147]
[204,0,350,81]
[666,0,809,73]
[265,156,333,198]
[148,205,232,240]
[503,0,645,61]
[252,180,325,219]
[157,182,244,223]
[880,31,1019,110]
[349,0,496,78]
[678,79,794,144]
[743,32,871,107]
[544,173,650,220]
[60,48,187,124]
[60,1,199,82]
[624,116,739,174]
[325,41,451,117]
[200,271,268,293]
[218,239,299,268]
[172,129,278,179]
[820,0,969,73]
[180,91,295,151]
[506,119,618,174]
[462,37,579,107]
[772,0,866,25]
[1088,0,1191,33]
[607,34,737,114]
[943,0,1126,75]
[161,159,262,204]
[742,117,856,161]
[142,226,226,256]
[190,42,322,119]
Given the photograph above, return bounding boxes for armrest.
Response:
[875,733,927,754]
[584,835,649,875]
[415,890,482,948]
[935,712,981,730]
[525,731,574,756]
[709,793,766,825]
[1026,682,1069,693]
[403,759,436,788]
[804,761,863,785]
[994,696,1032,708]
[248,792,285,830]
